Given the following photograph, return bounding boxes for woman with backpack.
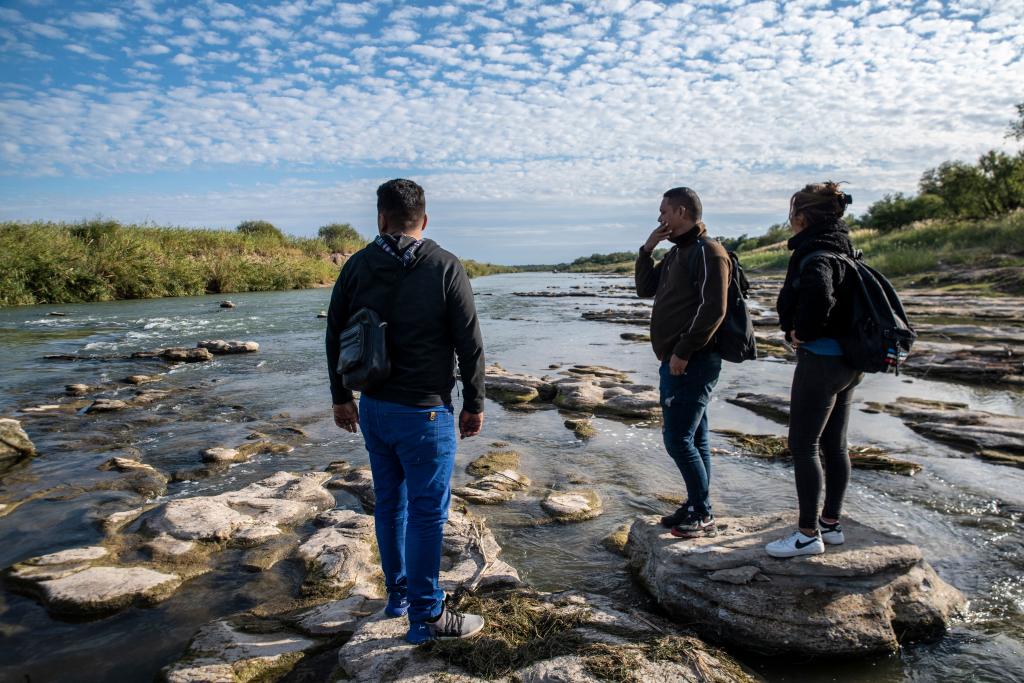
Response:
[766,181,864,558]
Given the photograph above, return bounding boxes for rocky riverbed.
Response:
[1,276,1022,682]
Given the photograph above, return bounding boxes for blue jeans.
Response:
[659,350,722,518]
[359,395,457,623]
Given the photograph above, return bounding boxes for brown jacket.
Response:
[635,225,731,361]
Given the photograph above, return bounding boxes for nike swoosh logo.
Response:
[794,538,818,549]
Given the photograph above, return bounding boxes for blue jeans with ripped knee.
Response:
[659,349,722,518]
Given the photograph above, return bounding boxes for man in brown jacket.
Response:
[635,187,730,538]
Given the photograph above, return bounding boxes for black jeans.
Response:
[789,349,863,530]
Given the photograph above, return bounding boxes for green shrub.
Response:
[318,223,367,253]
[859,193,946,232]
[236,220,284,241]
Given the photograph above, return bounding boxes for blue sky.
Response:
[0,0,1021,264]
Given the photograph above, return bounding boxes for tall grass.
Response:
[740,210,1024,276]
[0,220,339,306]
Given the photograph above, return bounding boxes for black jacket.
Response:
[326,238,485,412]
[776,220,857,342]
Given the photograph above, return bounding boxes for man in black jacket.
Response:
[326,179,486,643]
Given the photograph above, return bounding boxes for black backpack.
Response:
[799,250,916,374]
[689,240,757,363]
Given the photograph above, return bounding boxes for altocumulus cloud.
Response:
[0,0,1021,262]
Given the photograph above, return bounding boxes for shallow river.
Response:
[0,273,1022,682]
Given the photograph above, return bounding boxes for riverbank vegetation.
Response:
[0,219,509,306]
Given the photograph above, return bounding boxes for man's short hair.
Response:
[377,178,425,231]
[663,187,702,221]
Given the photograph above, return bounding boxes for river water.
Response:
[0,272,1022,682]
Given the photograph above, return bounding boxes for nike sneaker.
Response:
[818,518,845,545]
[671,513,717,538]
[766,530,825,558]
[660,503,692,528]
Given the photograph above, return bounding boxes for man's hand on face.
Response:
[333,401,359,433]
[669,354,689,376]
[644,222,672,252]
[459,410,483,439]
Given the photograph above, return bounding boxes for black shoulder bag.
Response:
[336,270,407,393]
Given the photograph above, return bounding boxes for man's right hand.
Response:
[644,222,672,252]
[333,401,359,433]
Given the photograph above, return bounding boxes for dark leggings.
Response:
[789,349,863,530]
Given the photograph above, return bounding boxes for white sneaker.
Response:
[766,530,825,558]
[818,519,845,545]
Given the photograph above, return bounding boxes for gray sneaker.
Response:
[406,607,485,644]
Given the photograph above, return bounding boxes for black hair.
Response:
[790,181,852,225]
[376,178,425,230]
[663,186,703,221]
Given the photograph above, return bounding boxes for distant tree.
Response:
[920,152,1024,218]
[236,220,284,241]
[1008,102,1024,142]
[859,192,945,232]
[318,223,366,253]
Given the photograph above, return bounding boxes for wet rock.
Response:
[297,510,380,593]
[338,590,753,683]
[86,398,128,413]
[8,556,182,617]
[48,311,68,316]
[466,450,520,476]
[725,392,791,424]
[453,470,530,505]
[235,440,294,459]
[865,397,1024,467]
[715,430,922,476]
[317,310,327,318]
[484,365,554,404]
[202,447,243,464]
[601,522,632,555]
[513,290,599,297]
[98,505,155,534]
[439,506,521,592]
[563,364,632,382]
[327,466,375,512]
[293,586,384,636]
[627,513,966,656]
[198,339,260,355]
[564,417,596,439]
[620,332,651,342]
[219,300,236,308]
[902,341,1023,385]
[20,404,62,413]
[125,374,163,385]
[131,347,215,363]
[0,418,36,468]
[145,534,199,562]
[553,379,659,419]
[240,535,298,573]
[323,460,351,475]
[146,471,335,543]
[542,489,602,523]
[582,308,650,326]
[162,619,314,683]
[65,383,92,396]
[97,457,170,497]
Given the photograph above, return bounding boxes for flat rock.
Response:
[726,392,791,424]
[627,514,966,656]
[65,383,92,396]
[296,511,381,591]
[338,590,753,683]
[125,374,163,385]
[453,469,530,505]
[146,471,335,543]
[198,339,260,354]
[542,490,602,522]
[466,450,520,476]
[163,620,314,683]
[201,447,243,464]
[715,430,922,476]
[484,365,554,404]
[86,398,128,413]
[39,566,181,616]
[564,418,597,439]
[865,397,1024,466]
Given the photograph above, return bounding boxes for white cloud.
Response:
[67,11,122,30]
[171,53,198,66]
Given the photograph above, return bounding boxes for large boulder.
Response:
[627,514,966,656]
